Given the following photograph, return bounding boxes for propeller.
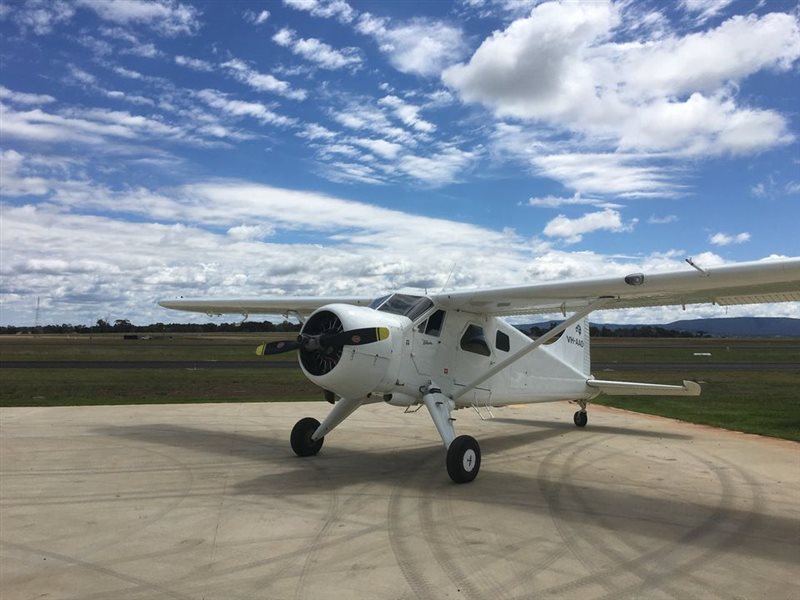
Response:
[256,327,389,357]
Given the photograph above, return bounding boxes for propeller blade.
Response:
[256,340,300,356]
[320,327,390,348]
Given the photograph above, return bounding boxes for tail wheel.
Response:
[446,435,481,483]
[291,417,324,456]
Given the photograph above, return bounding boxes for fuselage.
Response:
[297,293,596,408]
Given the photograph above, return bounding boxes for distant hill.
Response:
[519,317,800,338]
[663,317,800,337]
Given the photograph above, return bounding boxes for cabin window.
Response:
[423,310,446,336]
[496,330,510,352]
[460,324,491,357]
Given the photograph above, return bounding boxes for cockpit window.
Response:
[369,294,391,309]
[375,293,433,320]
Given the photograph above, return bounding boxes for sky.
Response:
[1,0,799,326]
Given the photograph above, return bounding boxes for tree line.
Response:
[3,320,705,337]
[0,319,302,335]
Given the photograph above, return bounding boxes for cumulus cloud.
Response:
[443,2,800,195]
[543,208,636,244]
[357,14,467,76]
[709,231,750,246]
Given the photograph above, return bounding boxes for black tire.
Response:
[446,435,481,483]
[291,417,324,457]
[573,410,588,428]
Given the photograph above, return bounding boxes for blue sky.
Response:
[1,0,798,325]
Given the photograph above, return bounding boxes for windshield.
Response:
[375,293,433,321]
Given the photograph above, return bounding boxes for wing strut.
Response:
[451,297,612,402]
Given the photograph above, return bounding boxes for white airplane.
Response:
[160,258,800,483]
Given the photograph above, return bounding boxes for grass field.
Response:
[2,334,798,441]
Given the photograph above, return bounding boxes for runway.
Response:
[1,402,798,600]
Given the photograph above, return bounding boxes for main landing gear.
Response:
[446,435,481,483]
[291,417,324,456]
[290,388,482,484]
[423,385,481,484]
[573,399,588,427]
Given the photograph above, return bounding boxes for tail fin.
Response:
[550,317,591,376]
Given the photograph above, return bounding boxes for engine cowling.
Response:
[298,303,407,399]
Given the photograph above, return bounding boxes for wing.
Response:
[429,258,800,316]
[158,296,374,316]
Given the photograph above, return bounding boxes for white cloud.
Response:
[297,123,336,140]
[398,146,478,186]
[527,193,622,209]
[227,224,274,241]
[0,85,55,105]
[222,58,307,100]
[174,55,213,72]
[751,182,766,197]
[75,0,201,36]
[709,231,751,246]
[1,174,796,325]
[379,95,436,133]
[357,14,467,76]
[350,138,403,160]
[272,28,362,70]
[0,103,178,145]
[543,208,635,244]
[332,104,412,142]
[196,89,295,127]
[244,9,270,25]
[443,2,800,194]
[648,214,678,225]
[532,153,680,198]
[5,0,75,35]
[680,0,734,24]
[283,0,355,23]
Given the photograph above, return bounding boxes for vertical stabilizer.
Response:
[549,317,591,376]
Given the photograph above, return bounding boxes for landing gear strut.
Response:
[573,399,588,427]
[423,385,482,483]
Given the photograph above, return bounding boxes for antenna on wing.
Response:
[685,257,710,276]
[441,262,457,292]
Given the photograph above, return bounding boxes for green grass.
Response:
[2,335,799,442]
[593,369,800,442]
[591,338,800,364]
[0,368,321,407]
[0,333,295,362]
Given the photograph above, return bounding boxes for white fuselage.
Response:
[299,300,596,408]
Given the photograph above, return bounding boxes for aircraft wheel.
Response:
[446,435,481,483]
[291,417,324,456]
[573,410,588,428]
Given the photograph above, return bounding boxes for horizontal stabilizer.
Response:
[587,378,701,396]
